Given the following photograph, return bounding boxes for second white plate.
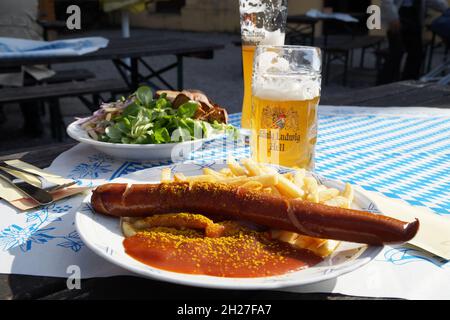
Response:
[67,121,223,161]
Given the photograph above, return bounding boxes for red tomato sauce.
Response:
[123,227,322,278]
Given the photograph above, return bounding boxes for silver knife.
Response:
[0,168,53,205]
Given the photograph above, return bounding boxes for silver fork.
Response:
[0,161,76,192]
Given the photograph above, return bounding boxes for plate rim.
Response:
[66,121,225,150]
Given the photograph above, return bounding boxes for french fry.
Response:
[324,196,349,208]
[262,187,273,194]
[185,175,218,183]
[241,181,263,191]
[277,231,299,244]
[259,164,279,175]
[283,172,294,182]
[342,182,354,208]
[173,172,187,182]
[307,193,319,203]
[219,168,233,177]
[275,174,305,198]
[121,218,137,237]
[268,185,282,197]
[226,156,247,176]
[161,168,172,182]
[318,188,340,202]
[203,168,226,179]
[223,174,278,187]
[241,158,263,176]
[315,240,340,257]
[294,235,316,249]
[303,176,318,193]
[304,176,319,203]
[293,169,306,189]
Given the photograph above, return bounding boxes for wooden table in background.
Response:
[0,81,449,300]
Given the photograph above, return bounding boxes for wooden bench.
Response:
[0,79,128,141]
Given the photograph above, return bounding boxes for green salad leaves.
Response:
[89,86,237,144]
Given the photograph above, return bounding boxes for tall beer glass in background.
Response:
[239,0,287,129]
[251,46,322,170]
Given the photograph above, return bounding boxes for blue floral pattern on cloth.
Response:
[381,247,449,268]
[0,151,115,254]
[69,153,114,181]
[0,201,83,253]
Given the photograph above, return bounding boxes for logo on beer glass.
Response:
[273,113,286,129]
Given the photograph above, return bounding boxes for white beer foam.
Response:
[258,51,290,74]
[253,77,320,101]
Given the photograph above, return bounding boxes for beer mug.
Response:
[239,0,287,129]
[251,45,322,170]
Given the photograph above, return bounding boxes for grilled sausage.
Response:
[91,182,419,245]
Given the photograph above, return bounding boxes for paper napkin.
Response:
[360,188,450,260]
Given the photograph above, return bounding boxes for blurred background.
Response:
[0,0,449,155]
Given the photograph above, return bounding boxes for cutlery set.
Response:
[0,161,76,205]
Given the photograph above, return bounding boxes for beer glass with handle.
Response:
[239,0,287,130]
[251,45,322,170]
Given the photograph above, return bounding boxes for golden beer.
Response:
[241,45,256,129]
[250,96,319,169]
[251,45,322,170]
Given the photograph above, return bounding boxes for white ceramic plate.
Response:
[66,121,222,161]
[75,162,383,290]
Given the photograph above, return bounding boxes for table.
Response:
[1,81,449,300]
[0,37,224,91]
